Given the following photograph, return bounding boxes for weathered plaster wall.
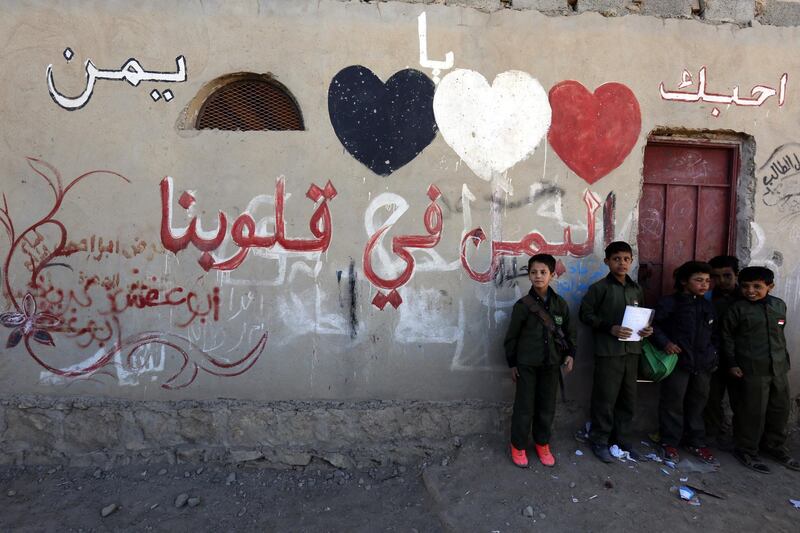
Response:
[0,0,798,463]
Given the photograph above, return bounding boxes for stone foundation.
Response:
[2,393,797,468]
[0,396,511,468]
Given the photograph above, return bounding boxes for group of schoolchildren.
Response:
[504,241,799,474]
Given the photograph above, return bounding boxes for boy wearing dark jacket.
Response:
[704,255,740,441]
[722,266,800,473]
[505,254,576,468]
[652,261,718,464]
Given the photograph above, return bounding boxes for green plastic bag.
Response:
[638,338,679,382]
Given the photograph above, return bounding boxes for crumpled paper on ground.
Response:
[609,445,637,463]
[678,486,701,506]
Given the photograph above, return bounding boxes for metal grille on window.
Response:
[196,79,304,131]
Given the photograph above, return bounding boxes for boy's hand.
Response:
[638,326,653,338]
[610,325,633,339]
[664,342,682,354]
[729,366,744,378]
[562,356,574,374]
[511,367,519,382]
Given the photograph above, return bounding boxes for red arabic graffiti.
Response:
[363,185,443,309]
[460,190,601,282]
[60,235,163,263]
[20,235,162,275]
[0,158,267,389]
[161,176,338,271]
[25,272,221,349]
[0,158,130,306]
[104,283,220,325]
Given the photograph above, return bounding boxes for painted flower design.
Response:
[0,293,61,348]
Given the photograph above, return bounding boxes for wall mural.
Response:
[460,190,601,283]
[660,67,787,118]
[161,176,338,271]
[4,11,651,388]
[363,185,443,309]
[548,81,641,185]
[416,12,455,85]
[433,69,552,189]
[761,143,800,213]
[47,49,187,110]
[0,159,267,389]
[328,66,438,176]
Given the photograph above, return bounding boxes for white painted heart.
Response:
[433,69,551,182]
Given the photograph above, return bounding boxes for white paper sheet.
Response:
[620,305,654,341]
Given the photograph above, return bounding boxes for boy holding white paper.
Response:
[579,241,653,463]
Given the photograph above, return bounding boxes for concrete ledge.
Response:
[758,0,800,26]
[333,0,800,26]
[702,0,755,25]
[577,0,630,16]
[0,395,511,468]
[512,0,573,14]
[444,0,504,11]
[2,393,796,467]
[639,0,694,18]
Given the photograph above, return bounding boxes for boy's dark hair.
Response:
[673,261,712,291]
[604,241,633,259]
[738,266,774,285]
[708,255,740,274]
[528,254,556,274]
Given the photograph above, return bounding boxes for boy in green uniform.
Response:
[721,266,800,473]
[580,241,653,463]
[703,255,739,442]
[505,254,576,468]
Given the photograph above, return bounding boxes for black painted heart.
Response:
[328,66,437,176]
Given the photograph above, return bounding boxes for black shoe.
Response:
[733,449,771,474]
[761,447,800,472]
[592,443,614,464]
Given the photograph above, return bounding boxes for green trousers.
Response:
[703,366,733,438]
[732,372,790,456]
[510,364,560,449]
[589,354,638,447]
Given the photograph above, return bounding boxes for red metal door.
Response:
[637,140,738,306]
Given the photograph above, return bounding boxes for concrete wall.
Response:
[1,0,799,464]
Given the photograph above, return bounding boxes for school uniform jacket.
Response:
[579,274,645,357]
[651,292,718,374]
[504,287,577,368]
[720,295,790,376]
[710,288,738,321]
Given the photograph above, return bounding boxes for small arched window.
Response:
[194,75,304,131]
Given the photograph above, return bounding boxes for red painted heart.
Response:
[548,81,641,185]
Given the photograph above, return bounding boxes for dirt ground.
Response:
[1,426,799,532]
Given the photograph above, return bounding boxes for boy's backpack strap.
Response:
[520,295,573,357]
[521,295,556,331]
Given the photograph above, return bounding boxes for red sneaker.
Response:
[662,444,680,462]
[510,444,529,468]
[687,446,717,465]
[535,444,556,467]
